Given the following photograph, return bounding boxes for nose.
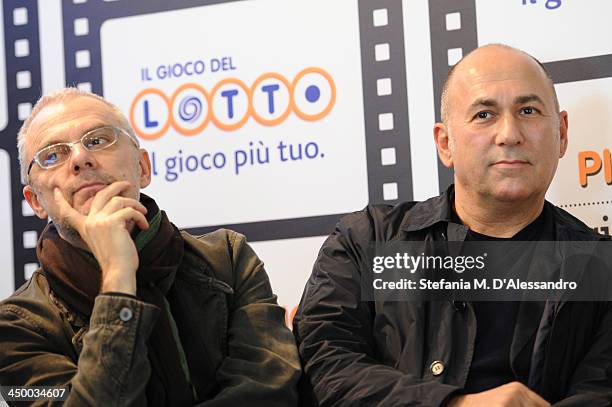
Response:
[495,114,524,146]
[69,143,97,174]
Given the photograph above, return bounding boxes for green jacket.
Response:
[0,229,301,406]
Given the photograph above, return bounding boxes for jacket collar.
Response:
[399,185,456,233]
[398,184,604,242]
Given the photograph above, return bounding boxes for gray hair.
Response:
[440,44,560,124]
[17,87,138,184]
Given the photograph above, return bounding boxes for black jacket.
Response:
[294,187,612,406]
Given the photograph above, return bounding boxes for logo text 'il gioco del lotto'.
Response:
[129,67,336,139]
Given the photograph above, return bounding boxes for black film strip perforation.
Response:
[428,0,478,193]
[1,0,47,289]
[358,0,413,205]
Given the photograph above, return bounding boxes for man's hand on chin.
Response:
[447,382,550,407]
[53,181,149,296]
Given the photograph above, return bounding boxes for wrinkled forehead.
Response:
[26,96,127,155]
[450,48,554,105]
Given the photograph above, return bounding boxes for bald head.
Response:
[440,44,559,124]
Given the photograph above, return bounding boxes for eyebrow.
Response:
[36,123,108,150]
[514,94,545,105]
[468,94,546,112]
[468,98,498,111]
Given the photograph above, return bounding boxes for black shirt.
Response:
[452,205,553,393]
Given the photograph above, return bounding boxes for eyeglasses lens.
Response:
[38,145,71,168]
[35,127,118,169]
[82,127,117,151]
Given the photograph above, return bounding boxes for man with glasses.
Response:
[0,88,300,406]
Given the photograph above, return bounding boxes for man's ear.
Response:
[23,185,48,219]
[138,148,152,188]
[558,110,569,158]
[434,122,454,168]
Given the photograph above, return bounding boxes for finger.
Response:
[53,188,86,234]
[99,196,147,216]
[89,181,132,213]
[111,207,150,231]
[521,387,550,407]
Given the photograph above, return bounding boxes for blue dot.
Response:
[305,85,320,103]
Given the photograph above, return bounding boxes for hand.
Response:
[54,181,149,295]
[447,382,550,407]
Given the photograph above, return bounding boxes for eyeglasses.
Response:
[26,126,139,181]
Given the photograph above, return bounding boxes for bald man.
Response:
[294,45,612,406]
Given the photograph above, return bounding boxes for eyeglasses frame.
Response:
[25,125,140,184]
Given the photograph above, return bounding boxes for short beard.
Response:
[66,172,117,209]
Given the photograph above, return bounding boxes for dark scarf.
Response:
[36,194,194,406]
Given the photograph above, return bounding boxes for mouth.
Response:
[491,160,530,168]
[73,183,107,202]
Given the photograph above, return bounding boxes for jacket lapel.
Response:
[510,300,545,381]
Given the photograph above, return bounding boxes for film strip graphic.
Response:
[358,0,413,208]
[1,0,47,290]
[429,0,612,193]
[429,0,478,193]
[62,0,414,241]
